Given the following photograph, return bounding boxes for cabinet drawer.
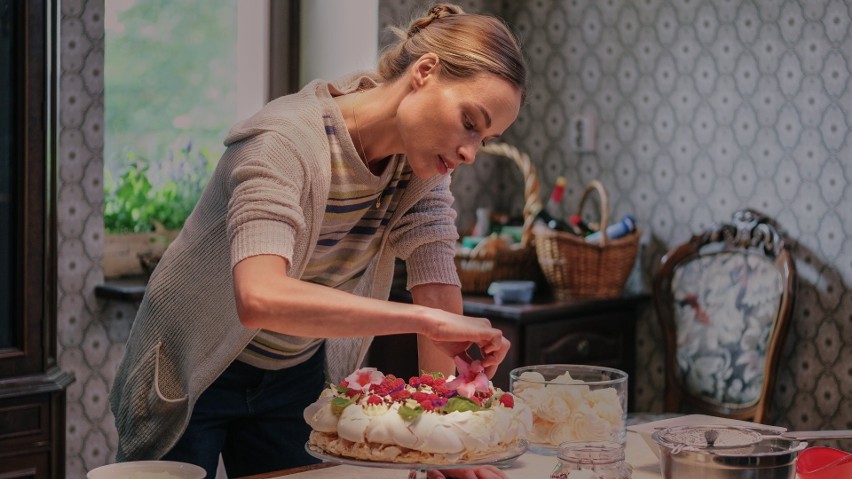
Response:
[0,450,49,479]
[524,314,628,367]
[0,395,50,451]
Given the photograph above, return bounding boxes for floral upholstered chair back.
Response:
[654,209,796,424]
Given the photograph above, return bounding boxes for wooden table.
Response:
[236,432,663,478]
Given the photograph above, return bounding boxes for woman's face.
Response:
[397,65,523,179]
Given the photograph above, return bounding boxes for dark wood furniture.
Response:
[653,208,795,424]
[0,1,74,478]
[370,289,644,412]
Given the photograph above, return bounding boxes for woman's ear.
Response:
[410,53,440,88]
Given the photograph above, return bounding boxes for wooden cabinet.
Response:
[369,289,644,412]
[0,1,73,477]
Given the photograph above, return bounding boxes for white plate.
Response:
[87,460,206,479]
[627,414,787,458]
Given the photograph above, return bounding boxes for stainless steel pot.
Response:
[652,425,807,479]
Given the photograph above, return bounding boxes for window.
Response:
[104,0,273,234]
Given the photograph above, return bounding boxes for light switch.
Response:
[568,114,597,153]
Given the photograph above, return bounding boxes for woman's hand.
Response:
[428,466,508,479]
[411,284,510,379]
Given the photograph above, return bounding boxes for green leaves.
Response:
[439,396,483,414]
[398,404,425,421]
[104,145,213,233]
[331,396,356,416]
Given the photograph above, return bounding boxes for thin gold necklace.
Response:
[352,91,382,208]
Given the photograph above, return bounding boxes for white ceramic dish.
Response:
[87,460,206,479]
[627,414,787,458]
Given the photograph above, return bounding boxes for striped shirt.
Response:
[237,114,411,369]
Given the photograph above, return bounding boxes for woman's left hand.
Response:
[427,465,508,479]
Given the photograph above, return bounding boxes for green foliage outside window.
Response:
[104,141,215,233]
[104,0,236,233]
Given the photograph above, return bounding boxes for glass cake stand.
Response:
[305,440,528,479]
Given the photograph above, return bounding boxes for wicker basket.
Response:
[534,180,640,299]
[454,143,544,294]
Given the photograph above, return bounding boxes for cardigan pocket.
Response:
[116,341,189,461]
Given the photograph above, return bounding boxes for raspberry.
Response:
[390,390,412,401]
[498,394,515,408]
[419,399,435,411]
[366,395,383,405]
[412,391,429,402]
[345,389,360,398]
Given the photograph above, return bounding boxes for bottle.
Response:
[471,207,491,238]
[585,214,637,243]
[570,214,596,236]
[544,176,567,219]
[531,202,577,233]
[550,441,632,479]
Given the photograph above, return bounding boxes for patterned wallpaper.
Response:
[383,0,852,445]
[57,0,852,477]
[57,0,123,476]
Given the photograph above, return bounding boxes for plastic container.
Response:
[797,446,852,479]
[487,280,536,305]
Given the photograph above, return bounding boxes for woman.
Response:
[109,3,527,478]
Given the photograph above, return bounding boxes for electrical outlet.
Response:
[568,114,597,153]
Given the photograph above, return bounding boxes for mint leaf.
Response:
[398,405,425,421]
[440,396,483,413]
[331,396,355,416]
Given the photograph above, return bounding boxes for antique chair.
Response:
[653,208,796,424]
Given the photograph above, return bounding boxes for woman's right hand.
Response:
[411,284,510,378]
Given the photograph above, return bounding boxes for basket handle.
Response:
[477,142,542,248]
[577,179,610,246]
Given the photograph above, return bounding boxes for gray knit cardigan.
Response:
[109,74,462,461]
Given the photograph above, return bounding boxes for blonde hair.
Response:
[378,3,527,101]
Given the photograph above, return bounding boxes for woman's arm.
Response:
[410,283,465,377]
[232,255,507,366]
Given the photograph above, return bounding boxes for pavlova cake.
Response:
[304,357,532,464]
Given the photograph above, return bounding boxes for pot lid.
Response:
[655,425,764,450]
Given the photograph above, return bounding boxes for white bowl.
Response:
[87,460,206,479]
[509,364,628,454]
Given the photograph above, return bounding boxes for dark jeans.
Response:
[162,345,325,478]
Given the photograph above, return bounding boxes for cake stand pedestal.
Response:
[305,440,527,479]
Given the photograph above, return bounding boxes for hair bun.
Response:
[407,3,465,38]
[429,3,463,18]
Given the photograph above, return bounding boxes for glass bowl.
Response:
[509,364,628,454]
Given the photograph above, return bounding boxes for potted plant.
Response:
[103,143,213,278]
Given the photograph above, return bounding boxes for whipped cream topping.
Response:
[304,369,532,456]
